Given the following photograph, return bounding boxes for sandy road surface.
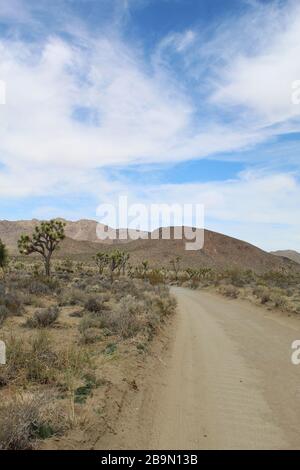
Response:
[97,287,300,450]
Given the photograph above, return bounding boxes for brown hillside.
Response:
[0,219,147,251]
[1,219,298,274]
[271,250,300,265]
[118,228,299,274]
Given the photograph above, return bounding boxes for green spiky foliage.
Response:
[0,239,8,272]
[94,252,109,275]
[108,249,123,281]
[18,219,65,276]
[120,252,130,275]
[170,256,181,281]
[141,260,149,278]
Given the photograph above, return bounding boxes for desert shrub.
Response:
[147,269,165,285]
[218,284,239,299]
[12,276,60,295]
[72,279,88,290]
[3,331,92,386]
[57,258,74,274]
[0,305,9,326]
[3,335,27,383]
[80,327,102,345]
[110,279,140,301]
[78,314,102,334]
[260,271,294,289]
[260,291,271,304]
[117,296,143,338]
[58,288,89,307]
[85,297,101,313]
[0,394,64,450]
[28,280,51,295]
[2,332,57,385]
[26,306,60,328]
[271,293,289,309]
[253,286,271,304]
[58,345,93,378]
[190,279,200,289]
[252,285,267,298]
[104,343,117,355]
[0,292,24,316]
[21,292,45,308]
[156,294,177,317]
[0,283,5,296]
[84,296,106,314]
[96,295,142,339]
[26,331,59,383]
[69,309,84,318]
[100,282,177,338]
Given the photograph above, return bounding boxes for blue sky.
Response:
[0,0,300,250]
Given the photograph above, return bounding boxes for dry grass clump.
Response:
[218,284,239,299]
[0,292,24,317]
[252,285,271,304]
[78,314,102,344]
[3,331,59,385]
[58,287,87,306]
[0,260,178,448]
[26,306,60,328]
[270,290,289,309]
[0,305,9,326]
[76,280,176,342]
[84,296,106,314]
[80,326,102,344]
[2,330,92,387]
[167,266,300,315]
[10,276,60,295]
[110,295,145,339]
[79,281,176,341]
[0,393,65,450]
[252,285,291,310]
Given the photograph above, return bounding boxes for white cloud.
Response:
[0,0,33,24]
[0,0,300,251]
[122,170,300,226]
[107,170,300,251]
[0,35,195,174]
[209,1,300,128]
[1,1,300,183]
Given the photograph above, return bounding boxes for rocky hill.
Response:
[0,219,298,274]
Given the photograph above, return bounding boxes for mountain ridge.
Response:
[0,218,299,274]
[271,250,300,265]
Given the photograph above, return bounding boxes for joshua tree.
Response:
[185,267,198,280]
[141,260,149,279]
[18,219,65,276]
[108,249,123,281]
[170,256,181,281]
[94,251,109,275]
[120,252,130,275]
[0,239,8,275]
[127,264,134,278]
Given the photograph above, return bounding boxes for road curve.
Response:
[97,287,300,450]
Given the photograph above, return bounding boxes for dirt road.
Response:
[97,287,300,450]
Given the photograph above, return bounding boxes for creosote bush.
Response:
[78,283,177,341]
[84,297,104,314]
[0,305,9,326]
[218,284,239,299]
[0,292,24,316]
[26,306,60,328]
